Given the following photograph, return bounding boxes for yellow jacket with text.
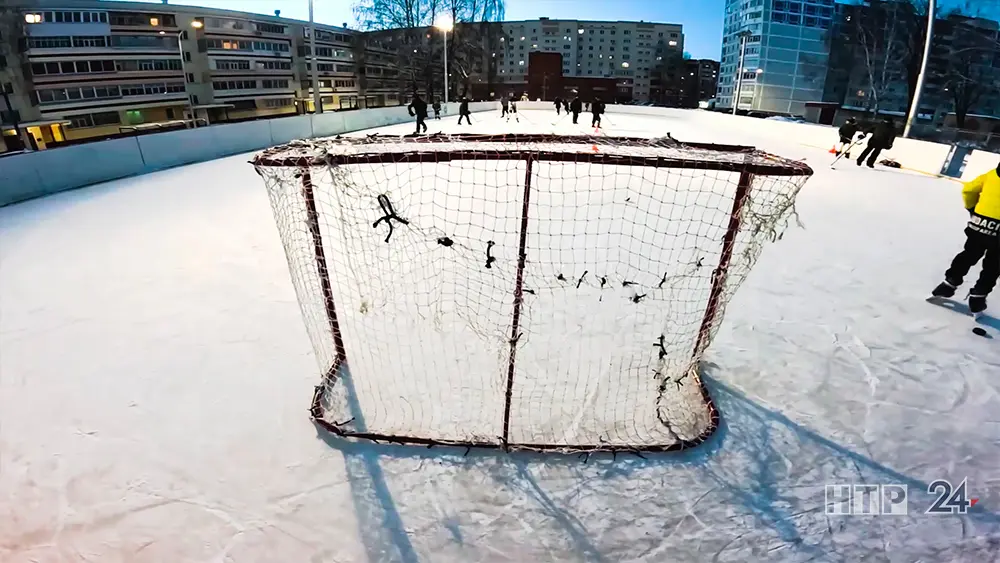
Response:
[963,169,1000,221]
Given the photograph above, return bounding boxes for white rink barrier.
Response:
[0,101,497,207]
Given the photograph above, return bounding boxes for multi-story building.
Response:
[717,0,835,115]
[680,58,719,108]
[1,0,399,152]
[495,18,684,103]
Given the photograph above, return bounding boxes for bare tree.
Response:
[849,0,908,116]
[353,0,503,101]
[940,15,1000,128]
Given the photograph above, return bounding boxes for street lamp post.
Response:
[309,0,322,114]
[732,30,752,115]
[164,20,203,127]
[753,68,763,110]
[435,16,454,105]
[904,0,936,138]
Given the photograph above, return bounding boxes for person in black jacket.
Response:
[857,118,896,168]
[458,96,471,125]
[563,99,570,113]
[591,97,605,128]
[836,117,860,157]
[554,97,563,115]
[432,100,441,120]
[570,95,582,124]
[408,94,428,134]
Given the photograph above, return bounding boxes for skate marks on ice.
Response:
[310,366,1000,562]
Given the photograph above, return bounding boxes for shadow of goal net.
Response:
[252,133,813,453]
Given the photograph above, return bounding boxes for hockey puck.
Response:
[973,327,988,337]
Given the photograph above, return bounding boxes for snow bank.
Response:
[0,102,498,207]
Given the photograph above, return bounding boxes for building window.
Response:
[263,98,294,108]
[256,22,286,34]
[261,79,289,89]
[216,59,252,70]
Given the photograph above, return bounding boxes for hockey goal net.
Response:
[252,133,812,453]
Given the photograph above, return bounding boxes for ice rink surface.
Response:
[3,108,1000,562]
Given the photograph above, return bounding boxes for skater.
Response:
[509,99,519,122]
[563,99,570,113]
[554,97,563,115]
[836,117,859,157]
[856,117,896,168]
[458,96,472,125]
[932,162,1000,314]
[500,94,509,118]
[570,94,582,124]
[408,93,428,134]
[591,96,605,128]
[432,100,441,120]
[585,101,590,112]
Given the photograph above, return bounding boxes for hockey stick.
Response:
[830,134,867,168]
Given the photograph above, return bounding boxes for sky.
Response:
[115,0,728,59]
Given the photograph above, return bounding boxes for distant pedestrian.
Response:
[408,94,428,134]
[458,97,472,125]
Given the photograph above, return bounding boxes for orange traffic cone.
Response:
[828,146,838,154]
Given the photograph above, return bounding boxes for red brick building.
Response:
[516,52,629,103]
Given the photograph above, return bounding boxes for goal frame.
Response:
[253,133,813,454]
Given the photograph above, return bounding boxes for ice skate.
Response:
[969,294,988,315]
[931,280,957,298]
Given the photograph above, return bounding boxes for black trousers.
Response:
[572,111,580,124]
[415,116,427,133]
[556,107,561,114]
[946,227,1000,295]
[501,107,508,117]
[458,113,471,125]
[591,114,601,127]
[857,143,885,166]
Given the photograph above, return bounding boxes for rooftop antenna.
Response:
[274,10,281,17]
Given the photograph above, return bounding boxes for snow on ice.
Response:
[2,108,1000,562]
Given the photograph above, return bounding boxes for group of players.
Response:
[406,91,608,134]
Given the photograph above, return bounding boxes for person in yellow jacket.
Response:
[932,163,1000,313]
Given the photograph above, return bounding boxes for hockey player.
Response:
[563,99,570,113]
[508,99,520,122]
[458,97,472,125]
[591,97,605,128]
[570,95,582,124]
[836,118,859,157]
[500,94,510,118]
[932,162,1000,314]
[408,94,428,134]
[554,97,563,115]
[856,117,896,168]
[432,100,441,120]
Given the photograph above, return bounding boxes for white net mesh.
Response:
[253,134,812,452]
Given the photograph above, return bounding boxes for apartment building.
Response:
[496,19,683,103]
[1,0,396,152]
[717,0,834,115]
[680,59,720,108]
